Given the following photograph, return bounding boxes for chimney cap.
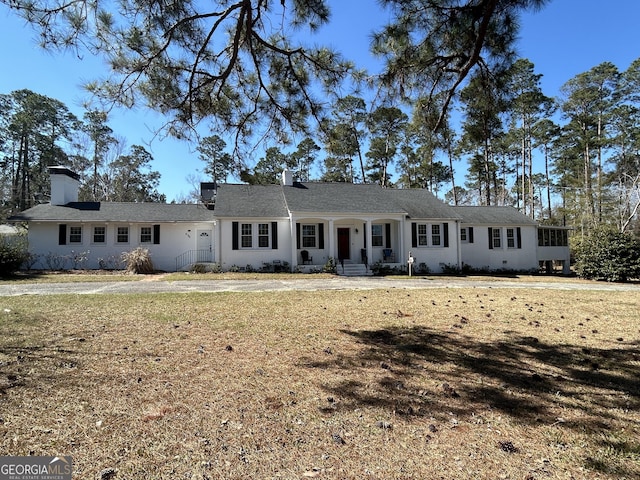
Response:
[48,166,80,181]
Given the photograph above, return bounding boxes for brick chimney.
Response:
[49,166,80,205]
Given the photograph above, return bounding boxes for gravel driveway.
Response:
[0,276,638,296]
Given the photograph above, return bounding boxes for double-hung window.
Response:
[431,224,441,246]
[371,224,384,247]
[93,226,106,244]
[506,228,516,248]
[241,224,253,248]
[117,226,129,244]
[302,224,317,248]
[258,223,270,248]
[69,226,82,244]
[417,224,429,246]
[140,226,152,243]
[492,228,502,249]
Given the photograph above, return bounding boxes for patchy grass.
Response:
[0,288,638,479]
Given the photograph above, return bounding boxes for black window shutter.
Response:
[153,225,160,244]
[271,222,278,249]
[411,223,417,248]
[488,227,493,249]
[59,224,67,245]
[443,223,449,247]
[232,222,239,250]
[296,223,301,249]
[385,223,391,248]
[469,227,474,243]
[318,223,324,249]
[517,227,522,249]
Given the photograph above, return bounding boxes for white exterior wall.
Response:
[402,220,459,273]
[460,225,539,271]
[27,221,214,272]
[216,218,293,271]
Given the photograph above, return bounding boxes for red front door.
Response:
[338,228,350,260]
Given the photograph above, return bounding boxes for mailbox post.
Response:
[407,251,414,277]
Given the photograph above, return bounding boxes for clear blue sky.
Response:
[1,0,639,201]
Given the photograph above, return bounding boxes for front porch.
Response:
[293,217,405,275]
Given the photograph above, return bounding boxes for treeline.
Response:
[212,58,639,236]
[0,89,165,220]
[2,56,640,238]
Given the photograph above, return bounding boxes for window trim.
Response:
[92,225,106,244]
[506,228,515,249]
[431,224,441,246]
[241,223,253,248]
[413,222,448,248]
[371,224,384,247]
[140,226,153,244]
[492,228,502,249]
[68,225,83,244]
[301,224,317,249]
[238,222,273,249]
[258,223,270,248]
[116,225,130,244]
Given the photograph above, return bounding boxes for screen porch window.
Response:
[302,224,316,248]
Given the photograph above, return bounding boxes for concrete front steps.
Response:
[337,261,373,277]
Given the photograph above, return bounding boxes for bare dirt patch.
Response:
[0,288,638,479]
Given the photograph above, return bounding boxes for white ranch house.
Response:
[9,167,571,274]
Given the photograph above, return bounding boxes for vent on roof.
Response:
[200,182,216,209]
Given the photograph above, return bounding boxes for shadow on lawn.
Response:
[303,325,640,430]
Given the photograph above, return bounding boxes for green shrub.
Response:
[322,257,336,274]
[0,234,28,276]
[121,247,155,274]
[574,229,640,282]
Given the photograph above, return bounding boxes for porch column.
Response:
[328,219,335,263]
[455,220,462,269]
[399,217,406,264]
[290,215,297,271]
[365,219,372,266]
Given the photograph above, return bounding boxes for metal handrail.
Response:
[175,249,212,271]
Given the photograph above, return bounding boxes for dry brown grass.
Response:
[0,287,638,479]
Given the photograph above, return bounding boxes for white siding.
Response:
[27,221,213,272]
[459,225,538,272]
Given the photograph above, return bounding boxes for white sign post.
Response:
[407,251,414,277]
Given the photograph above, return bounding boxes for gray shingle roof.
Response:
[215,182,460,219]
[9,202,215,223]
[453,206,538,225]
[213,184,289,217]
